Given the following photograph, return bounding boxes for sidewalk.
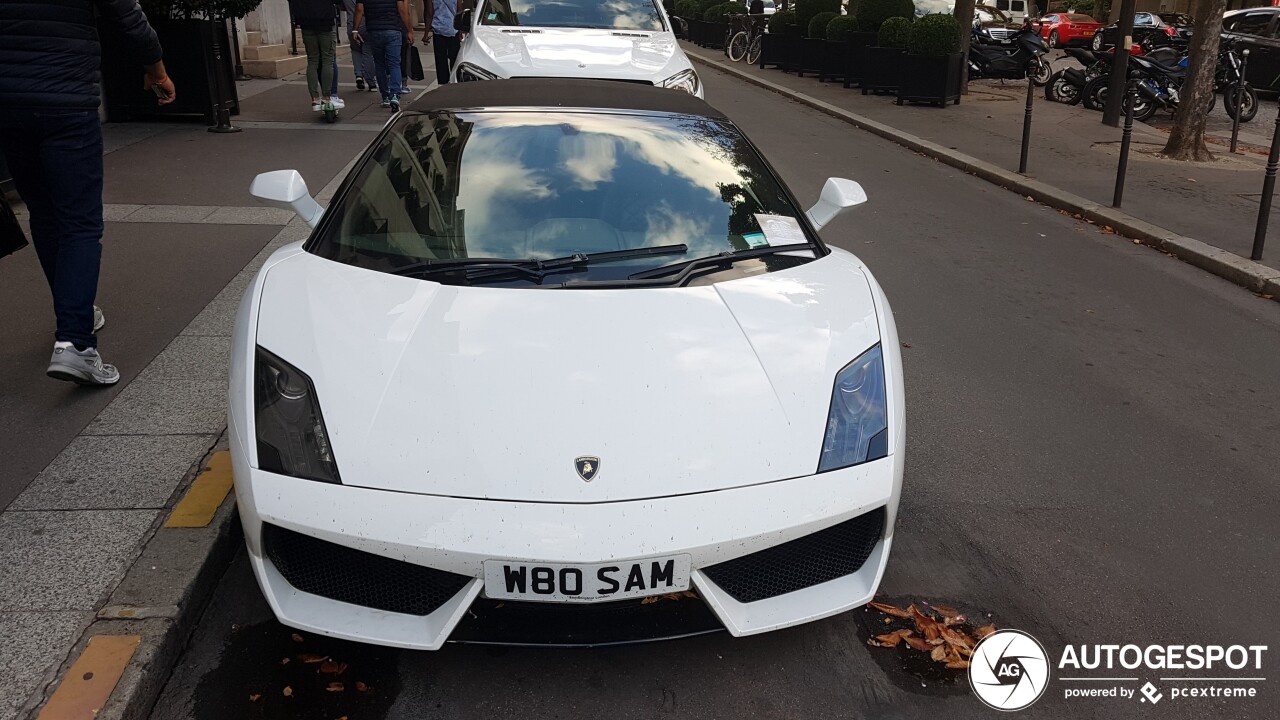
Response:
[0,53,413,719]
[683,42,1280,277]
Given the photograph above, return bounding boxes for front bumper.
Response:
[231,433,900,650]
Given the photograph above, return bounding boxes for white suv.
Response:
[452,0,703,98]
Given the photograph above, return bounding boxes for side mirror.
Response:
[250,170,324,228]
[806,178,867,231]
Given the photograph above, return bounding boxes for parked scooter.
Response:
[969,23,1052,86]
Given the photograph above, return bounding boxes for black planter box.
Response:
[819,40,849,82]
[796,37,827,77]
[101,18,238,123]
[704,21,729,50]
[861,46,905,95]
[897,52,963,107]
[840,32,879,88]
[759,33,799,70]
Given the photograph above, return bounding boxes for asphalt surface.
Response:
[148,66,1280,719]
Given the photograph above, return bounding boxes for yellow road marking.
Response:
[37,635,140,720]
[164,450,234,528]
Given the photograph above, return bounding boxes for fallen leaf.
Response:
[249,694,261,702]
[946,660,971,669]
[975,624,997,640]
[872,629,912,647]
[868,601,911,618]
[319,661,348,675]
[901,342,912,348]
[912,605,942,642]
[326,682,345,693]
[641,597,659,605]
[930,644,948,662]
[904,635,933,652]
[280,657,290,665]
[929,603,960,618]
[1101,226,1116,234]
[356,681,372,693]
[942,627,973,651]
[282,686,293,697]
[291,633,304,643]
[298,653,327,664]
[943,614,966,627]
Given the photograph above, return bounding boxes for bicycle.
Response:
[728,14,767,64]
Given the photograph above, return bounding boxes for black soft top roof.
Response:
[405,78,727,119]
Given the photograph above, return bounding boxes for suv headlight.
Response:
[254,347,340,483]
[660,68,700,94]
[818,344,888,473]
[456,62,498,82]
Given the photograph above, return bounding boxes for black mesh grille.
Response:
[702,507,886,604]
[263,524,472,616]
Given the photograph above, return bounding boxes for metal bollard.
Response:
[230,16,248,80]
[1251,96,1280,261]
[1019,63,1036,174]
[1113,80,1136,207]
[208,26,242,134]
[1230,49,1249,154]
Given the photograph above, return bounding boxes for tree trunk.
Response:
[954,0,976,94]
[1160,0,1228,161]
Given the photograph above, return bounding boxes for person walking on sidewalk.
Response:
[426,0,462,85]
[0,0,174,386]
[341,0,378,92]
[353,0,414,111]
[290,0,345,112]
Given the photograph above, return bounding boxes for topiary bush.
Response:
[826,14,860,41]
[907,13,960,55]
[674,0,698,17]
[794,0,842,32]
[694,0,723,19]
[769,9,802,35]
[877,16,911,47]
[704,2,748,22]
[807,11,838,38]
[857,0,914,33]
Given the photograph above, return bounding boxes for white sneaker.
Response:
[47,342,120,386]
[330,97,345,108]
[312,100,323,111]
[93,305,105,332]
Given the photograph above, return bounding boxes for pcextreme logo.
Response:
[968,632,1269,711]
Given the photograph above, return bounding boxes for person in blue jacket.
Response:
[0,0,174,386]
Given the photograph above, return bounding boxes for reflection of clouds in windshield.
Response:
[644,203,713,249]
[601,0,658,29]
[502,0,661,30]
[560,133,617,190]
[471,113,740,199]
[457,131,555,255]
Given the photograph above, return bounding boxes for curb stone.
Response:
[689,52,1280,302]
[20,438,241,720]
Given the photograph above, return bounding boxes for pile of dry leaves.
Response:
[865,601,996,670]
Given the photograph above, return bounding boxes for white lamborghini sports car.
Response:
[232,80,904,650]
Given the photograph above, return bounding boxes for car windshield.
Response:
[309,111,814,286]
[977,7,1012,23]
[1064,14,1094,22]
[480,0,664,30]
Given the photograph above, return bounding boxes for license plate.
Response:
[483,555,692,603]
[1000,38,1012,44]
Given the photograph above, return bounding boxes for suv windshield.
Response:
[309,111,815,286]
[480,0,665,31]
[976,7,1013,24]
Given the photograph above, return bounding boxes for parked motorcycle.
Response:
[1046,48,1112,104]
[969,24,1052,86]
[1215,39,1257,122]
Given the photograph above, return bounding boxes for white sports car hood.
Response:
[254,251,884,503]
[468,26,679,82]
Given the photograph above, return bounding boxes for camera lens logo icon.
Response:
[969,629,1051,711]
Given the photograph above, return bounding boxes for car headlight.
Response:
[660,69,700,95]
[456,62,498,82]
[254,347,340,483]
[818,344,889,473]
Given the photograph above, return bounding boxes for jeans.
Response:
[346,24,376,86]
[0,110,104,349]
[432,32,461,85]
[301,28,337,98]
[368,29,404,100]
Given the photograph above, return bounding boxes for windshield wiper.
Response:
[622,243,813,285]
[387,244,689,285]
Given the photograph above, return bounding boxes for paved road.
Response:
[149,66,1280,720]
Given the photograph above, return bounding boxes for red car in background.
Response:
[1035,13,1103,48]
